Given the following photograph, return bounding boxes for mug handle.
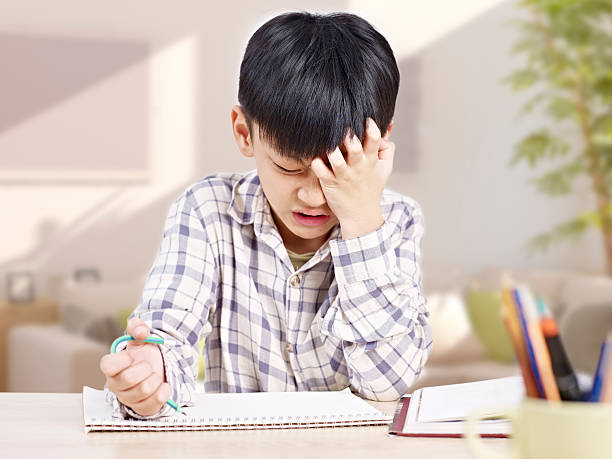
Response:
[465,409,518,459]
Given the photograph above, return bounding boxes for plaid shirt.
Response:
[105,170,432,419]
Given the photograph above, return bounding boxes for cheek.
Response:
[259,174,295,207]
[272,181,296,205]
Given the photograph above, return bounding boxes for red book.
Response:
[388,377,523,438]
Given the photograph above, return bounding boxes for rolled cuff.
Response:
[329,221,396,285]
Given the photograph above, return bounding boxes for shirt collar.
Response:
[227,169,262,226]
[227,169,341,266]
[227,170,284,247]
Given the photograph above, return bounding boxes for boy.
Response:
[100,11,432,419]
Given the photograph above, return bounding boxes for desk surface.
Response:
[0,392,507,458]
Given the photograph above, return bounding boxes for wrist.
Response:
[339,212,384,240]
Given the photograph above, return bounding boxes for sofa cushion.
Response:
[7,323,108,392]
[57,278,144,345]
[560,301,612,374]
[425,290,482,364]
[61,303,123,345]
[558,275,612,315]
[464,289,514,363]
[474,267,582,319]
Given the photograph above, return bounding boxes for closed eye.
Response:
[274,162,302,174]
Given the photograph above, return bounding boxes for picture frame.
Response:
[6,271,36,304]
[73,267,101,283]
[0,34,150,184]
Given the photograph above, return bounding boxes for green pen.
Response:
[110,334,185,415]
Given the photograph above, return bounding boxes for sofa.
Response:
[7,268,612,394]
[417,267,612,390]
[7,279,143,392]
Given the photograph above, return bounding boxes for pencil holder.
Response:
[465,398,612,459]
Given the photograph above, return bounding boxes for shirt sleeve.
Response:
[321,200,432,401]
[104,189,219,419]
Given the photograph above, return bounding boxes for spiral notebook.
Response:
[82,386,393,432]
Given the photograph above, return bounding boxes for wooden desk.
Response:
[0,392,508,458]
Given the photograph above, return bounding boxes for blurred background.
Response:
[1,0,611,394]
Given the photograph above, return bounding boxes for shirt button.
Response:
[286,342,294,354]
[289,275,301,287]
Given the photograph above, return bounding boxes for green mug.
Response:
[465,398,612,459]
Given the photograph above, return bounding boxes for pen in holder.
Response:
[110,334,184,415]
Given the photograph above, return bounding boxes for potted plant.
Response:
[506,0,612,275]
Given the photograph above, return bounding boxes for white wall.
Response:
[0,0,345,298]
[386,0,605,278]
[352,0,605,279]
[0,0,606,301]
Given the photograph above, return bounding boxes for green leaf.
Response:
[529,159,584,195]
[525,232,555,253]
[547,97,576,121]
[591,114,612,147]
[510,130,570,168]
[524,210,601,255]
[519,93,548,116]
[505,69,540,90]
[599,145,612,167]
[593,75,612,105]
[511,38,537,55]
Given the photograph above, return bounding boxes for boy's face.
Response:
[231,106,338,254]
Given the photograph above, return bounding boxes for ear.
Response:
[383,119,393,140]
[231,105,255,158]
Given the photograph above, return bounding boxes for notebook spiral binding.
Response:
[88,413,386,432]
[90,412,379,424]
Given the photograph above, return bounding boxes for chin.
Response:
[290,222,334,239]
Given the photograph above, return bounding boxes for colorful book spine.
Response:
[500,287,540,398]
[590,336,612,402]
[536,298,581,401]
[512,288,545,398]
[516,286,560,401]
[599,343,612,403]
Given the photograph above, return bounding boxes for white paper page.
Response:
[415,376,524,422]
[400,419,512,436]
[405,389,422,423]
[83,386,393,429]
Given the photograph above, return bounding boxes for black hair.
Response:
[238,11,400,161]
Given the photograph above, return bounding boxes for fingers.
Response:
[128,381,172,417]
[311,119,384,180]
[102,343,171,417]
[338,119,381,168]
[100,351,133,378]
[362,118,381,159]
[112,363,170,417]
[377,138,395,178]
[378,138,395,162]
[343,131,365,167]
[118,360,155,390]
[104,359,151,392]
[311,154,336,182]
[327,147,348,178]
[127,317,150,341]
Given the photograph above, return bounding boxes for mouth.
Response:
[292,211,331,227]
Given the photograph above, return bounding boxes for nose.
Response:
[297,173,326,208]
